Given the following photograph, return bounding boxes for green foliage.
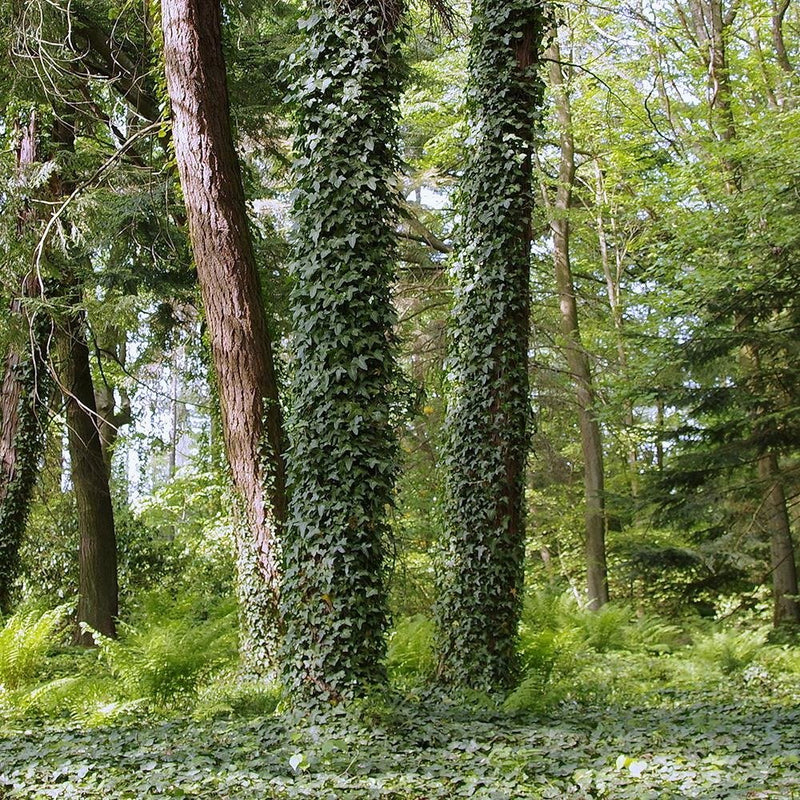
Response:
[281,1,406,704]
[92,591,238,707]
[193,670,281,720]
[505,591,687,713]
[0,604,66,690]
[386,614,436,685]
[132,471,237,596]
[2,652,800,798]
[0,592,247,724]
[691,627,769,676]
[436,0,545,690]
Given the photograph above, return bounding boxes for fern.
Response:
[387,615,436,685]
[692,628,769,674]
[93,609,238,706]
[0,605,67,690]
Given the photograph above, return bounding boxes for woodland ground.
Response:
[1,677,799,799]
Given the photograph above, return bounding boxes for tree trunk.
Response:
[758,452,800,626]
[0,113,52,613]
[160,0,287,676]
[546,36,609,610]
[62,306,119,643]
[770,0,793,78]
[436,1,544,689]
[739,330,800,627]
[281,1,405,703]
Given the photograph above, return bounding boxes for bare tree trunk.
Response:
[546,36,609,609]
[771,0,793,76]
[758,452,800,625]
[739,331,800,626]
[61,306,119,643]
[161,0,287,676]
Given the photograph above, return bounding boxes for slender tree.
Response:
[281,0,405,703]
[543,32,608,609]
[690,0,799,625]
[160,0,288,674]
[436,0,545,689]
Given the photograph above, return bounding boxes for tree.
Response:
[0,113,53,613]
[61,295,119,643]
[435,0,544,689]
[649,0,800,626]
[542,28,608,609]
[160,0,288,674]
[280,0,405,703]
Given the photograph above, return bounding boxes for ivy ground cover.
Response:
[2,684,799,799]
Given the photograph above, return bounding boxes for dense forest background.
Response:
[0,0,798,796]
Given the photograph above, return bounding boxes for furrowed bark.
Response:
[160,0,287,675]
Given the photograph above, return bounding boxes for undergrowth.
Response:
[1,588,798,729]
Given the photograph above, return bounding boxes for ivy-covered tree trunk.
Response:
[0,113,52,613]
[161,0,287,675]
[281,0,404,703]
[546,36,608,610]
[435,0,544,689]
[61,303,119,643]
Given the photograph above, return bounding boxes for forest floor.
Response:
[1,680,799,799]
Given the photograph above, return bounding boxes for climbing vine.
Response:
[435,0,545,690]
[0,319,52,613]
[281,0,405,704]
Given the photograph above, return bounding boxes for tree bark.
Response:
[546,36,609,609]
[61,306,119,643]
[771,0,793,76]
[160,0,287,675]
[739,330,800,627]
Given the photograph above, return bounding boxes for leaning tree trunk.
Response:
[0,113,53,613]
[160,0,287,676]
[546,35,609,610]
[280,0,405,704]
[435,0,545,690]
[61,304,119,643]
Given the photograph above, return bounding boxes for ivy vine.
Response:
[280,1,405,704]
[0,318,53,613]
[435,0,545,690]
